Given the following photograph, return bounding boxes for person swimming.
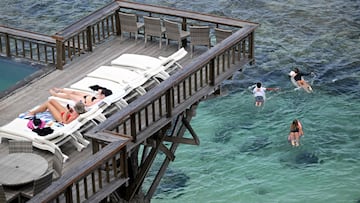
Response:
[251,82,279,107]
[290,68,314,93]
[288,119,304,147]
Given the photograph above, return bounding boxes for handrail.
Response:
[0,25,55,43]
[28,139,131,203]
[53,1,120,40]
[116,0,259,28]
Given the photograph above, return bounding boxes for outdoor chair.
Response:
[21,170,53,201]
[8,140,33,153]
[119,12,144,41]
[144,16,166,48]
[0,184,19,203]
[215,27,233,44]
[52,147,63,180]
[189,26,211,58]
[163,19,190,49]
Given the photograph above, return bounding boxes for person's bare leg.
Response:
[29,101,51,115]
[47,99,67,122]
[50,89,83,102]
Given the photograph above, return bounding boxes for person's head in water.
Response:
[256,82,262,88]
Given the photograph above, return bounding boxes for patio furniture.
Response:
[52,147,63,180]
[189,26,210,58]
[163,19,190,49]
[21,170,53,201]
[8,140,33,153]
[215,27,233,43]
[119,12,144,41]
[0,184,19,203]
[144,16,166,48]
[0,153,48,186]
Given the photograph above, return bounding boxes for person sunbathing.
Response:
[49,85,112,107]
[29,99,86,124]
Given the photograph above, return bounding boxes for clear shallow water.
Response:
[0,57,38,92]
[0,0,359,202]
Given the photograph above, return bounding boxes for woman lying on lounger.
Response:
[29,99,86,124]
[49,85,112,107]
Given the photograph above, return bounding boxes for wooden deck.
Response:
[0,35,196,174]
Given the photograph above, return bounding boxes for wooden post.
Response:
[209,58,215,86]
[5,33,10,57]
[55,40,64,70]
[115,10,121,36]
[130,114,137,142]
[249,31,255,65]
[86,26,93,52]
[165,89,173,118]
[181,17,188,48]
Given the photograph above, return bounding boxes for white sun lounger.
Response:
[0,102,106,161]
[86,66,151,95]
[111,48,188,80]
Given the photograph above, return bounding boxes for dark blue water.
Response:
[1,0,359,202]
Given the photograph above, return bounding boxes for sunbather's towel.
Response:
[19,111,55,124]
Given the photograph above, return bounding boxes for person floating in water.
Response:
[290,68,314,93]
[288,119,304,147]
[252,82,279,107]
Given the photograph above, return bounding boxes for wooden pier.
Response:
[0,1,259,202]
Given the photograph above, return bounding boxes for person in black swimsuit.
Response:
[293,68,313,93]
[288,119,304,147]
[49,86,111,107]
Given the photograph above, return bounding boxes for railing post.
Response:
[130,114,137,142]
[181,17,188,48]
[115,10,121,36]
[86,26,93,52]
[249,31,255,65]
[5,33,10,57]
[166,89,173,118]
[55,39,64,70]
[209,58,215,86]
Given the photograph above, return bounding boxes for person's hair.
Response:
[256,82,261,88]
[294,68,299,73]
[89,85,112,97]
[290,119,299,131]
[74,102,86,114]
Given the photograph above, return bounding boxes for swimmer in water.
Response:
[252,82,279,107]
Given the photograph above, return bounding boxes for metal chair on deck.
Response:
[52,147,63,180]
[21,170,53,201]
[119,12,144,41]
[0,184,19,203]
[144,16,166,48]
[189,26,211,58]
[163,19,190,49]
[215,27,233,43]
[8,140,33,153]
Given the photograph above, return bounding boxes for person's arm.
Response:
[266,87,280,91]
[298,121,304,136]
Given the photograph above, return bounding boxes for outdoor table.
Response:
[0,153,48,186]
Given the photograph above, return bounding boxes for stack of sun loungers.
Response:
[0,48,188,161]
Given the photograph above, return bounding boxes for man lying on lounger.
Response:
[49,85,112,107]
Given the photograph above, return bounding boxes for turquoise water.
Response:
[1,0,359,202]
[0,57,38,92]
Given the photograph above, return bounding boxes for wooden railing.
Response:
[0,26,56,64]
[28,140,130,203]
[0,0,258,70]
